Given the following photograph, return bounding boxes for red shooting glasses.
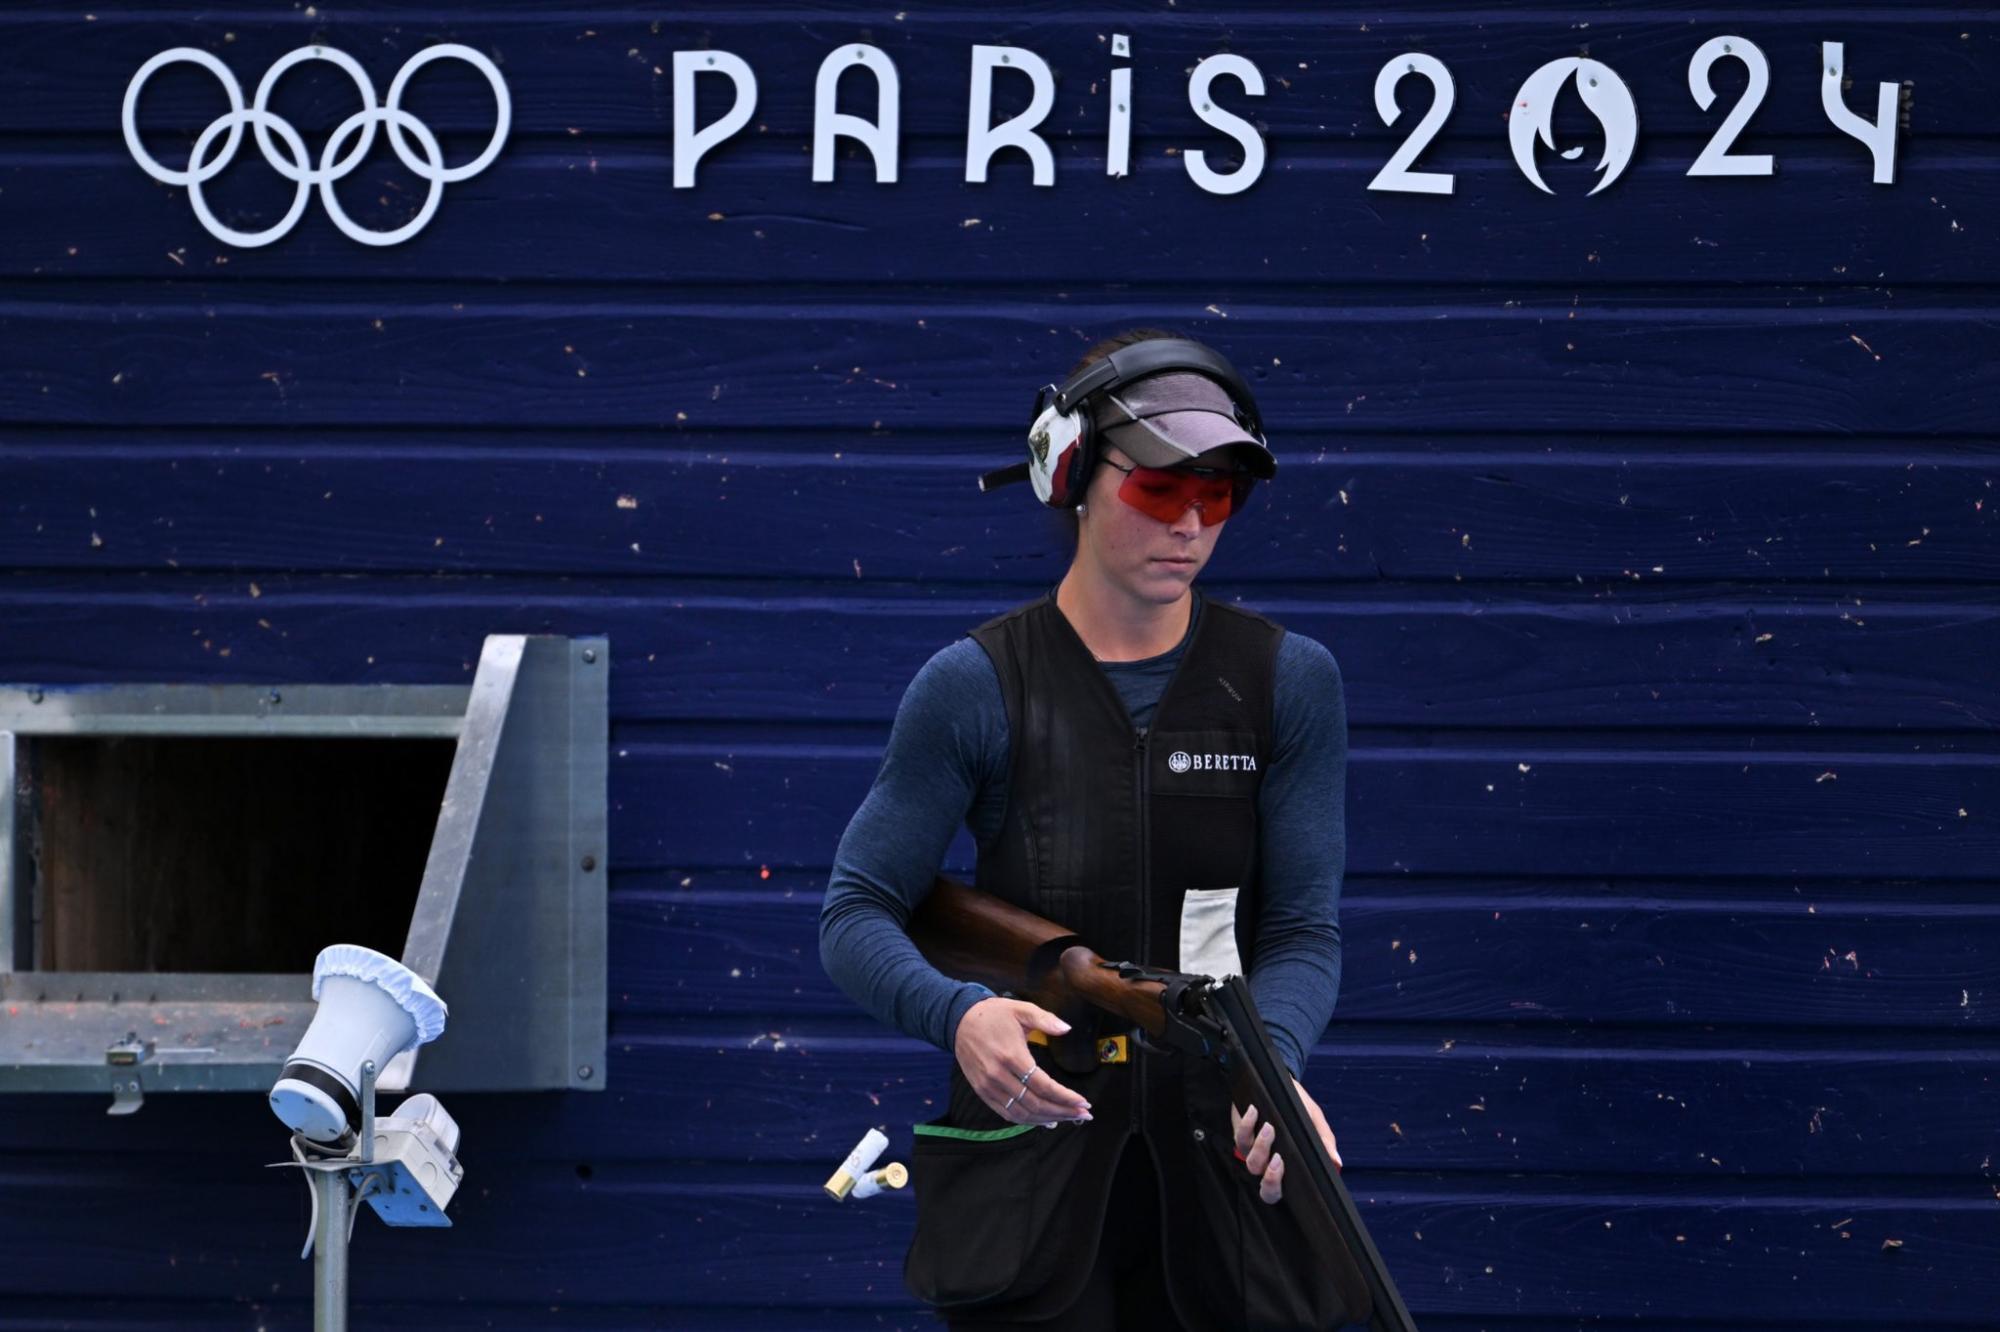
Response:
[1102,458,1253,527]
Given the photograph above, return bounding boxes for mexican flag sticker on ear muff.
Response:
[1027,403,1086,506]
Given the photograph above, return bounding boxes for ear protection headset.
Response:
[977,337,1267,508]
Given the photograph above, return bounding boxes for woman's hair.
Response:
[1049,327,1189,545]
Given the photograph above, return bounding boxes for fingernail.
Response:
[1054,1021,1072,1033]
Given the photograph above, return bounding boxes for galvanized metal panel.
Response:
[0,639,605,1098]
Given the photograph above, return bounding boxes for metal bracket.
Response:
[108,1076,144,1115]
[358,1059,377,1164]
[105,1032,152,1114]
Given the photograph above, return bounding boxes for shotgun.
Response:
[908,874,1418,1332]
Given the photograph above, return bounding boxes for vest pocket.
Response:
[903,1122,1042,1307]
[1179,885,1245,979]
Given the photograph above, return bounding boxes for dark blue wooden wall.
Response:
[2,2,1997,1327]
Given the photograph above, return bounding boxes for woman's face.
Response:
[1074,444,1230,605]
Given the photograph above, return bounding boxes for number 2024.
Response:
[1370,37,1901,196]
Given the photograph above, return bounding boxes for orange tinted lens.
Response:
[1115,466,1237,526]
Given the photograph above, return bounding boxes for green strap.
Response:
[912,1122,1037,1142]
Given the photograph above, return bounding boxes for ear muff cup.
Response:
[1026,400,1096,510]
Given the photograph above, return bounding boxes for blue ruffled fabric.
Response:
[311,944,449,1047]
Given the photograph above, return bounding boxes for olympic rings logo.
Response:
[121,44,511,249]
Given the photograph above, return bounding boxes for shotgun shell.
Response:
[823,1127,890,1201]
[851,1161,909,1199]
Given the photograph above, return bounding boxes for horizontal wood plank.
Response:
[0,1304,943,1332]
[9,150,1996,286]
[0,1023,1993,1173]
[2,444,1995,582]
[614,882,2000,1031]
[12,1307,1931,1332]
[3,11,1987,146]
[612,740,2000,878]
[3,1306,1923,1332]
[5,302,1996,434]
[0,579,1992,730]
[0,1153,1987,1319]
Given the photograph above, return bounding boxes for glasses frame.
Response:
[1099,456,1255,526]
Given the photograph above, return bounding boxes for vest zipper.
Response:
[1133,724,1149,1135]
[1127,604,1203,1139]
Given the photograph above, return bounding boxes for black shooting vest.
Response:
[904,594,1338,1330]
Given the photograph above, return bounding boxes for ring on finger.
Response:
[1003,1090,1023,1113]
[1015,1066,1035,1086]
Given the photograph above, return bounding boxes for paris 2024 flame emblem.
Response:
[1508,57,1638,197]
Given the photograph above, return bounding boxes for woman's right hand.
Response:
[953,997,1094,1127]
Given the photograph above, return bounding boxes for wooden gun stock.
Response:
[905,874,1170,1038]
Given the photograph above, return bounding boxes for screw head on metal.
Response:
[581,854,597,872]
[267,690,282,705]
[26,688,43,704]
[577,1065,594,1080]
[582,648,598,664]
[1192,1127,1206,1142]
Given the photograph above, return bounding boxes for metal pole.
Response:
[314,1061,373,1332]
[313,1167,351,1332]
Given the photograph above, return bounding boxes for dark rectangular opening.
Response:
[13,736,455,974]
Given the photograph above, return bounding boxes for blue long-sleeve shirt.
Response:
[818,593,1347,1078]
